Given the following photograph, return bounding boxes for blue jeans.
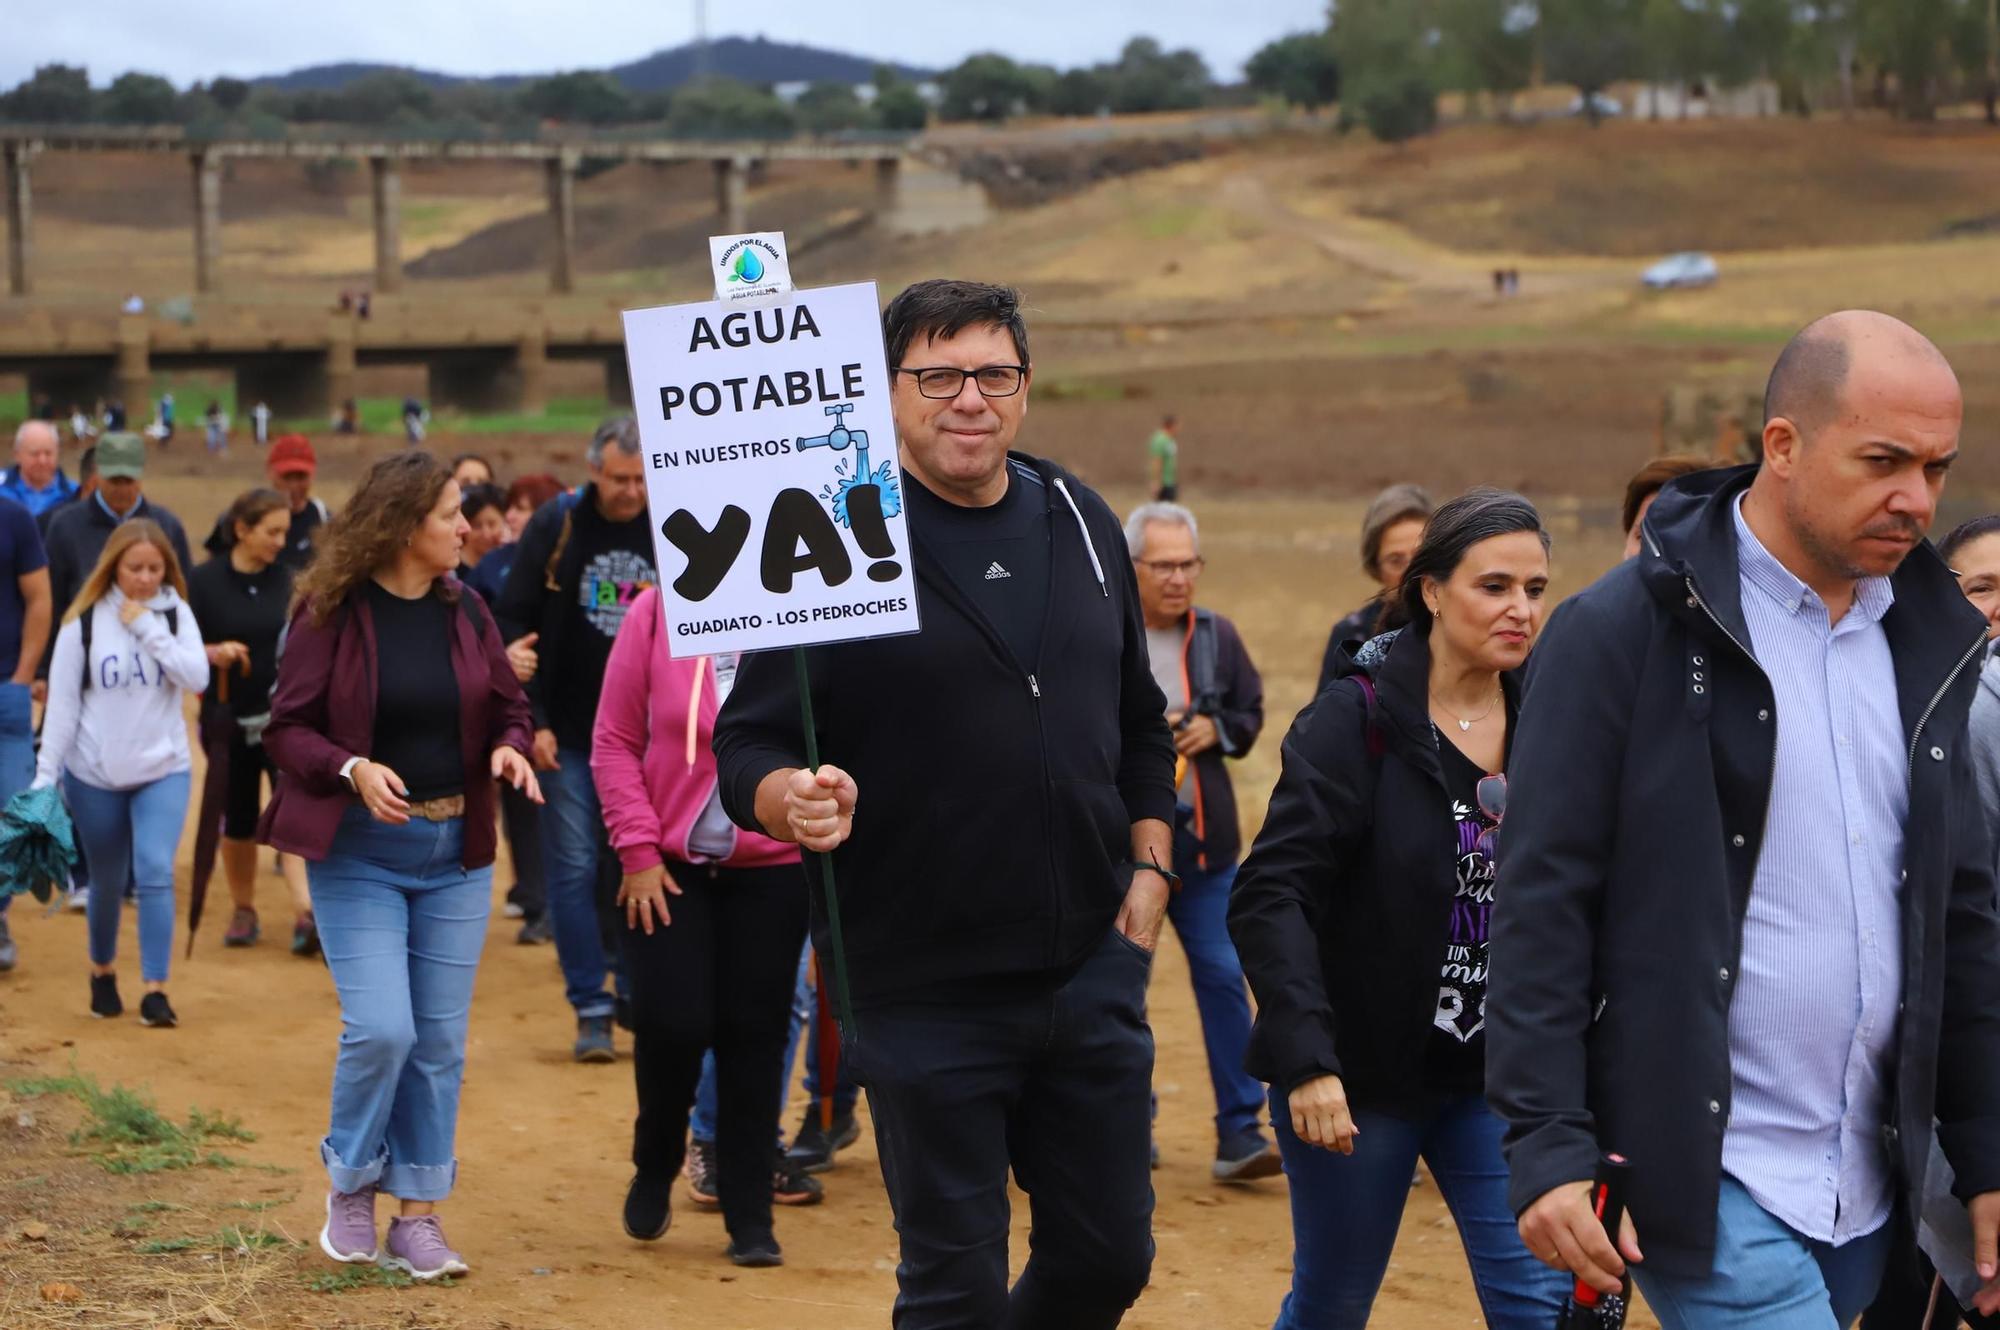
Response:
[1270,1088,1569,1330]
[1635,1175,1894,1330]
[0,682,34,919]
[64,770,190,982]
[311,807,491,1202]
[538,750,621,1019]
[1164,860,1266,1142]
[692,932,856,1144]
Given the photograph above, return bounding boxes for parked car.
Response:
[1642,252,1720,290]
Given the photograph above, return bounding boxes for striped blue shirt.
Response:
[1721,495,1905,1245]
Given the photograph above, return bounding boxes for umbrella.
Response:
[0,785,79,906]
[186,662,246,957]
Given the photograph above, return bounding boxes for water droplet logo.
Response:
[729,249,765,284]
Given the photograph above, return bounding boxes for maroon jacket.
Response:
[257,585,534,867]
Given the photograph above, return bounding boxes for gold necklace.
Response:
[1430,687,1501,733]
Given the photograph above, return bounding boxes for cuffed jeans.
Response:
[1269,1089,1568,1330]
[859,929,1157,1329]
[538,749,621,1019]
[1636,1175,1893,1330]
[691,939,855,1142]
[64,770,189,983]
[311,807,490,1202]
[1163,861,1265,1142]
[0,682,35,920]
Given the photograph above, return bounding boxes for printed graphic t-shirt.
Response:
[905,465,1050,669]
[1425,729,1500,1093]
[548,501,658,751]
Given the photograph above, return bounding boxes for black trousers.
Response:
[856,929,1157,1330]
[619,861,807,1242]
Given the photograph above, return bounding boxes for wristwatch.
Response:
[339,756,366,792]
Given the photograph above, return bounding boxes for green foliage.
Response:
[1435,0,1536,103]
[939,52,1048,121]
[101,72,179,124]
[1541,0,1645,116]
[795,81,872,133]
[1331,0,1440,143]
[875,83,929,130]
[4,63,96,121]
[520,71,633,125]
[1246,32,1342,109]
[1049,68,1114,116]
[209,76,251,112]
[666,78,795,137]
[306,1264,442,1293]
[9,1070,256,1175]
[1103,37,1212,113]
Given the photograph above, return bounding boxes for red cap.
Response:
[267,434,317,476]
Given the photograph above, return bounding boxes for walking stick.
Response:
[793,647,857,1051]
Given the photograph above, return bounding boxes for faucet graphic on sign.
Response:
[803,401,901,529]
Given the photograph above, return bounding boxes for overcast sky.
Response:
[5,0,1330,89]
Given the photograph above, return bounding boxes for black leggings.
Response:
[224,728,275,840]
[618,861,807,1243]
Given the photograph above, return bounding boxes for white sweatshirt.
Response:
[35,587,210,792]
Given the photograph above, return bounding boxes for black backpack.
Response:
[79,601,179,692]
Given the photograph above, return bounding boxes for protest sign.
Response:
[621,273,921,659]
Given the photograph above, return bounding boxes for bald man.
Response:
[0,421,78,519]
[1489,311,2000,1328]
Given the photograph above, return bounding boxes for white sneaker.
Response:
[66,887,90,913]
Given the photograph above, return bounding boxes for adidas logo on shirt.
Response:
[984,562,1012,580]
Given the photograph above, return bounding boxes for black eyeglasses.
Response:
[894,365,1028,400]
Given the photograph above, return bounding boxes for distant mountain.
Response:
[256,37,932,95]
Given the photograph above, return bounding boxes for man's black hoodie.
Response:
[715,453,1177,1006]
[494,486,657,751]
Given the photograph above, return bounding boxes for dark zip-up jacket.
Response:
[1230,625,1520,1104]
[1488,464,2000,1279]
[715,452,1177,1006]
[1166,606,1264,869]
[40,494,193,677]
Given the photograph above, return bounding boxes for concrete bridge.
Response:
[0,300,636,420]
[1,125,912,298]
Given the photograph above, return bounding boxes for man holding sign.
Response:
[715,280,1177,1327]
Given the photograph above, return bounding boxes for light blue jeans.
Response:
[0,681,34,920]
[64,770,190,982]
[691,938,814,1143]
[1634,1175,1894,1330]
[311,806,491,1202]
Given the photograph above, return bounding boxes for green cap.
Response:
[96,431,146,480]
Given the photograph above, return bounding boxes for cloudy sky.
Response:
[5,0,1330,89]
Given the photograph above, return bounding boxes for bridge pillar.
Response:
[370,155,403,294]
[516,332,549,415]
[326,324,357,424]
[190,150,223,294]
[545,153,576,295]
[4,143,33,297]
[874,157,901,220]
[713,157,749,234]
[115,316,151,417]
[604,353,633,408]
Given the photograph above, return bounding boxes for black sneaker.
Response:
[90,973,122,1019]
[291,913,321,959]
[726,1233,783,1268]
[772,1151,825,1207]
[138,992,178,1028]
[786,1108,861,1174]
[685,1138,720,1209]
[515,914,552,945]
[573,1015,615,1064]
[622,1171,673,1241]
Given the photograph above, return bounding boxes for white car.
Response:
[1565,92,1624,118]
[1642,252,1719,290]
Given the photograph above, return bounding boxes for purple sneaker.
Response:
[385,1214,469,1281]
[318,1186,378,1264]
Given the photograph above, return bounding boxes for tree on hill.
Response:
[1329,0,1439,143]
[101,72,180,124]
[520,71,634,125]
[1540,0,1644,122]
[939,53,1048,121]
[3,64,96,122]
[871,65,929,131]
[1246,32,1342,110]
[1862,0,1956,118]
[209,76,252,112]
[1435,0,1536,115]
[1050,67,1114,116]
[1103,37,1212,113]
[796,81,872,132]
[666,78,795,137]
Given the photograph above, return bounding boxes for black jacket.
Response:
[494,486,656,751]
[1317,596,1388,694]
[1488,464,2000,1279]
[715,453,1177,1006]
[1164,606,1264,869]
[41,494,193,675]
[1230,625,1520,1104]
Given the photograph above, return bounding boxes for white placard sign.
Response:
[621,278,922,659]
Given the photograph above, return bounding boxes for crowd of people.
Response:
[4,286,2000,1330]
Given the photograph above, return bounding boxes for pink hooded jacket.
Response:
[590,586,799,875]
